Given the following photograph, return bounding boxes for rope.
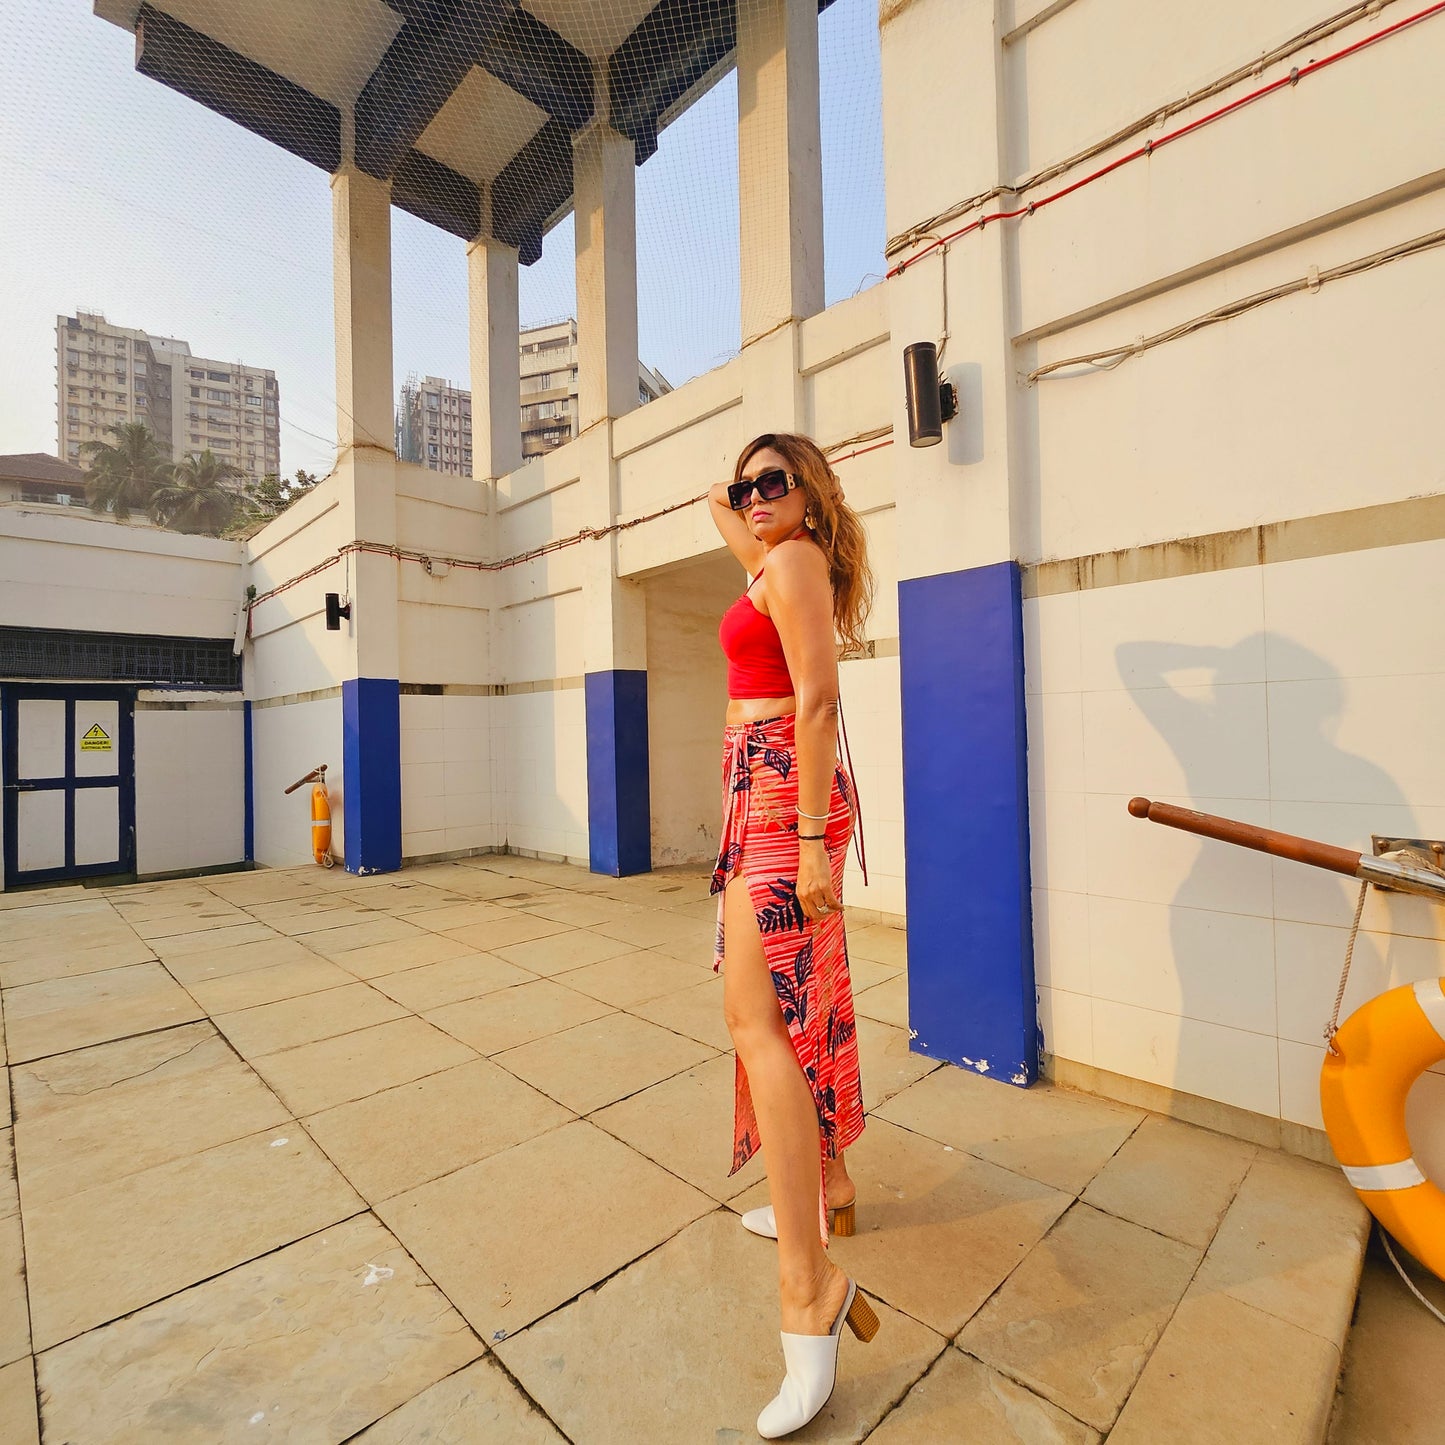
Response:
[1379,1226,1445,1327]
[1325,879,1370,1055]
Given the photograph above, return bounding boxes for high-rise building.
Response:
[57,312,280,485]
[396,320,671,475]
[396,374,472,477]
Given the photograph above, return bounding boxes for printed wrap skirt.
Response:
[711,714,865,1238]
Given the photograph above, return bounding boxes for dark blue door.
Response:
[2,686,135,887]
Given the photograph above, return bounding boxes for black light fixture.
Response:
[903,341,958,447]
[324,592,351,630]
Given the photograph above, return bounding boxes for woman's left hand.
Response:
[797,841,840,922]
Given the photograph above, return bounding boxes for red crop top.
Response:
[719,576,794,698]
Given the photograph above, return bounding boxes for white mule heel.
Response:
[756,1279,880,1439]
[741,1201,857,1240]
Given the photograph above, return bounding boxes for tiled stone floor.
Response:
[0,854,1373,1443]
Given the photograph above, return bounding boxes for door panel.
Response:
[75,699,120,779]
[17,699,65,777]
[3,686,135,886]
[74,787,120,867]
[16,790,65,872]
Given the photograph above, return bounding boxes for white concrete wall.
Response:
[251,695,344,869]
[134,696,245,875]
[645,554,737,868]
[0,507,243,639]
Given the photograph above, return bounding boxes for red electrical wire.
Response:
[888,0,1445,278]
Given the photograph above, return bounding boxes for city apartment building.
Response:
[57,312,280,485]
[396,320,671,476]
[396,374,472,477]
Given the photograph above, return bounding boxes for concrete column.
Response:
[883,0,1036,1084]
[737,0,824,347]
[331,166,395,462]
[467,232,522,479]
[573,120,639,433]
[330,164,401,875]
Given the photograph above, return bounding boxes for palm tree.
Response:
[149,450,244,535]
[80,421,171,521]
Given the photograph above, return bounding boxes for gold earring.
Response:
[804,512,816,530]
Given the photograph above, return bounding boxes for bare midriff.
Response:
[726,694,796,726]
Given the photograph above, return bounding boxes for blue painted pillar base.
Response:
[586,670,652,876]
[341,677,402,875]
[899,561,1037,1086]
[243,699,254,864]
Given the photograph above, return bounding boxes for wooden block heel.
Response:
[845,1290,879,1342]
[830,1202,856,1237]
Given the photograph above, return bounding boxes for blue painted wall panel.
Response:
[899,561,1037,1085]
[585,669,652,876]
[341,677,402,875]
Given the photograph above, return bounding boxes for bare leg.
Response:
[723,876,849,1335]
[826,1151,855,1209]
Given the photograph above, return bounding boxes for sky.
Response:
[0,0,885,479]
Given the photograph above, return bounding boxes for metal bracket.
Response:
[1371,835,1445,889]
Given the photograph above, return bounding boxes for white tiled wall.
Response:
[493,689,589,864]
[840,655,905,918]
[134,703,246,876]
[1024,536,1445,1130]
[251,696,343,868]
[400,692,497,859]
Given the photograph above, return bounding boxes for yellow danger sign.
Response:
[80,724,112,752]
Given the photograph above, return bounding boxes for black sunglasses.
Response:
[728,468,799,511]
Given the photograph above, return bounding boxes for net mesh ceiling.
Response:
[0,0,884,481]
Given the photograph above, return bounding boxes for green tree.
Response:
[149,450,244,535]
[244,468,320,522]
[80,421,171,521]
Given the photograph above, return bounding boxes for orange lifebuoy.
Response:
[311,780,333,867]
[1320,977,1445,1280]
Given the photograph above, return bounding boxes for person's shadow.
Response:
[1114,633,1422,1140]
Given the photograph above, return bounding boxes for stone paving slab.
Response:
[159,934,318,985]
[12,1031,289,1206]
[958,1202,1202,1432]
[491,927,640,975]
[425,977,614,1055]
[494,1010,716,1114]
[377,1119,713,1343]
[496,1210,945,1445]
[302,1057,571,1202]
[876,1065,1146,1195]
[0,1356,38,1445]
[353,1357,567,1443]
[791,1117,1072,1339]
[36,1214,482,1444]
[186,952,355,1013]
[25,1125,363,1350]
[249,1016,478,1116]
[631,973,733,1050]
[591,1052,766,1201]
[554,947,712,1007]
[0,934,156,988]
[867,1347,1102,1445]
[1108,1286,1341,1445]
[1080,1114,1256,1248]
[3,962,205,1063]
[369,951,533,1011]
[1190,1149,1371,1352]
[213,980,408,1057]
[338,930,479,979]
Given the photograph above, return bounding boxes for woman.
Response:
[709,432,878,1438]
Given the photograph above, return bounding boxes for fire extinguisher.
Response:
[284,765,334,867]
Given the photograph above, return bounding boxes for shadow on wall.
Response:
[1116,632,1417,1121]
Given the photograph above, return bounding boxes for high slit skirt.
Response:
[711,714,865,1240]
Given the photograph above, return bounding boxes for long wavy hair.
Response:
[734,432,875,658]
